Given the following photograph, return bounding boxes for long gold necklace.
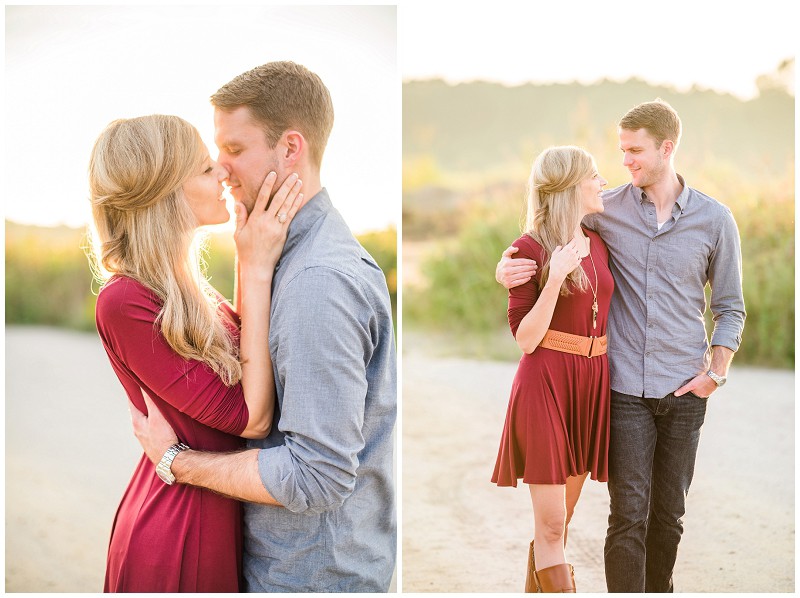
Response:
[582,236,599,330]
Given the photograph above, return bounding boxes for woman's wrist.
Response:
[543,276,564,292]
[238,264,274,284]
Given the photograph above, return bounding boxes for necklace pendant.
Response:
[592,300,598,330]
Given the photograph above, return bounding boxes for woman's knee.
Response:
[536,514,567,543]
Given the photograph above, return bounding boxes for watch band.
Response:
[155,442,190,485]
[706,369,727,387]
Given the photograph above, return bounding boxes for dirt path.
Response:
[401,338,794,592]
[5,326,143,592]
[5,327,398,591]
[4,325,794,592]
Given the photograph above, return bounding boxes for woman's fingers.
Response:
[233,202,247,238]
[265,173,301,219]
[283,193,305,225]
[254,171,278,213]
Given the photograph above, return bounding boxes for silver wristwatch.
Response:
[155,442,190,485]
[706,370,727,387]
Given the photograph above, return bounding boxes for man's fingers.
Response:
[128,399,145,427]
[505,263,538,275]
[509,276,532,286]
[501,246,519,258]
[141,389,162,420]
[674,383,691,397]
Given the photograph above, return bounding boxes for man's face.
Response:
[214,106,281,212]
[618,127,668,189]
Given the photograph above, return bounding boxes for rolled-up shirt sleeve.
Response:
[708,208,746,351]
[257,267,373,514]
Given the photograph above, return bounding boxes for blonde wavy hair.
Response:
[524,145,595,296]
[87,115,241,385]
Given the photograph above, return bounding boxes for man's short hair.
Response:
[619,98,682,151]
[211,61,334,169]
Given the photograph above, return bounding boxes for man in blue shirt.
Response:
[496,99,745,592]
[130,62,396,592]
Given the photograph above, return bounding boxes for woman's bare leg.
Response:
[528,483,567,570]
[563,472,589,548]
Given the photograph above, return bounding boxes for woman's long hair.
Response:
[87,115,241,385]
[524,145,594,295]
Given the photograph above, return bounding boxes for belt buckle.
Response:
[587,336,596,358]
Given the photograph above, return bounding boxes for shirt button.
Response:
[646,352,651,356]
[649,267,654,272]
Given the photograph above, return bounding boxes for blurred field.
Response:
[5,221,397,331]
[403,74,794,368]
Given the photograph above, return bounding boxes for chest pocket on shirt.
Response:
[662,239,709,284]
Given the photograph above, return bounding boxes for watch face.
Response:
[708,371,726,386]
[156,465,176,485]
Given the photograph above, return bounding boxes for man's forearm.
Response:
[171,448,283,507]
[710,345,735,376]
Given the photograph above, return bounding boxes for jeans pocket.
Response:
[686,390,709,400]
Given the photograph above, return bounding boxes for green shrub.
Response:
[407,177,794,368]
[5,222,397,332]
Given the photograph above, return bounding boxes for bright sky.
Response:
[399,1,796,100]
[5,5,398,234]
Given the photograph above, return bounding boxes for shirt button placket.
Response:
[643,233,657,397]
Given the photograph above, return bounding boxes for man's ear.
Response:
[278,130,305,168]
[661,139,675,161]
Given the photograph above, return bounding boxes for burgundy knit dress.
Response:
[96,275,248,592]
[492,229,613,486]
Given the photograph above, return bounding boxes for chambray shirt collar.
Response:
[635,173,690,220]
[278,187,331,265]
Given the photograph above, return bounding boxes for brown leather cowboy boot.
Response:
[524,540,541,592]
[536,563,576,593]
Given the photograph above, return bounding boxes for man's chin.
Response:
[230,189,256,212]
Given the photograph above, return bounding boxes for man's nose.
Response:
[216,154,231,172]
[215,162,230,180]
[622,152,633,166]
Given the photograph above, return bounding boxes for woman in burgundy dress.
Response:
[492,146,613,593]
[87,115,303,592]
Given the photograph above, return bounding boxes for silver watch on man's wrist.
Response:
[155,442,190,485]
[706,370,727,387]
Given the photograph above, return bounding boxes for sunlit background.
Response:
[6,4,398,234]
[400,0,795,367]
[5,5,398,593]
[400,2,795,593]
[400,1,794,100]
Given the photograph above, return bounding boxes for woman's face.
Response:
[182,149,232,227]
[579,166,607,216]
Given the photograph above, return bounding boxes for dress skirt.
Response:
[492,229,613,486]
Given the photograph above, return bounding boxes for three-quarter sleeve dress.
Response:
[96,275,250,592]
[492,229,613,486]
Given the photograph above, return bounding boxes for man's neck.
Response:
[641,169,683,212]
[294,168,322,208]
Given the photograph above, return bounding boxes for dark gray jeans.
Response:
[604,390,708,592]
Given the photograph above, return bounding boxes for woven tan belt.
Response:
[539,329,607,358]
